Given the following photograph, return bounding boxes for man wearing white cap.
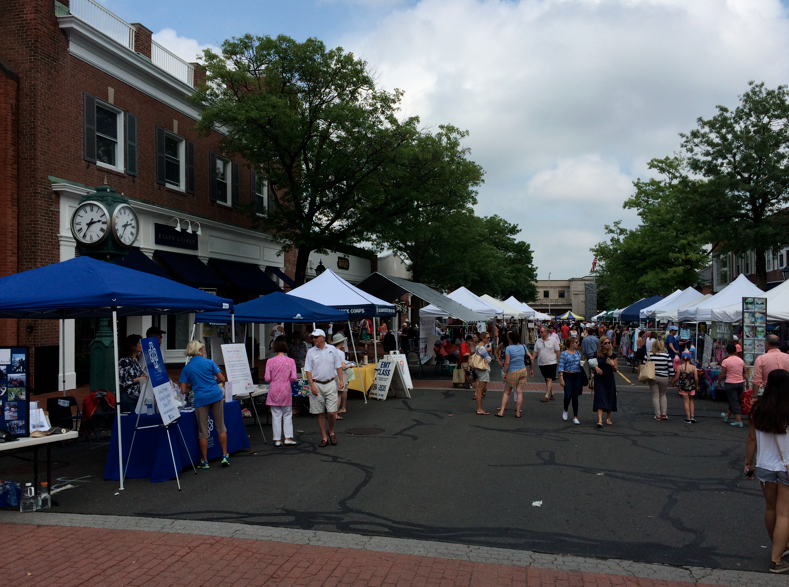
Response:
[304,328,344,446]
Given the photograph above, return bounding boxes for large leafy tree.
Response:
[193,34,419,285]
[681,81,789,289]
[591,157,709,307]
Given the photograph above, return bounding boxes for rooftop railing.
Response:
[152,40,195,87]
[69,0,135,51]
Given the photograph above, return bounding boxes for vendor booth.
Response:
[0,256,236,490]
[640,287,701,321]
[480,295,526,319]
[710,277,789,323]
[504,297,536,318]
[678,275,764,322]
[655,294,712,322]
[619,296,663,323]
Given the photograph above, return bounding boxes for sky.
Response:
[99,0,789,280]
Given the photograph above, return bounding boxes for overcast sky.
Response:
[101,0,789,280]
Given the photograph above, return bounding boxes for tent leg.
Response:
[251,322,255,368]
[374,317,378,366]
[176,420,197,475]
[348,320,366,404]
[231,313,235,343]
[112,309,124,491]
[60,316,66,397]
[165,425,181,491]
[191,323,196,341]
[395,312,399,353]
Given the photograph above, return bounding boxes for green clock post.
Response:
[70,184,140,393]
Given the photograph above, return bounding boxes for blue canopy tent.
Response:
[195,292,348,325]
[0,256,234,490]
[619,295,663,323]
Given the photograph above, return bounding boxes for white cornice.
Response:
[58,15,202,120]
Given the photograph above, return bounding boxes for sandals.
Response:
[319,439,329,447]
[495,412,504,418]
[596,422,603,429]
[516,410,521,418]
[476,410,490,415]
[540,397,550,403]
[606,420,613,426]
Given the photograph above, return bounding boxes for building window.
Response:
[543,290,549,298]
[716,254,730,286]
[214,156,231,205]
[255,175,268,211]
[164,133,185,190]
[768,252,773,272]
[96,102,124,171]
[558,290,565,299]
[781,253,785,268]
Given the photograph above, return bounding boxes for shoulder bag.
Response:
[638,352,656,383]
[468,349,489,371]
[521,344,532,366]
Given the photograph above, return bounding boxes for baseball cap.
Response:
[669,325,678,331]
[311,328,326,338]
[146,326,166,337]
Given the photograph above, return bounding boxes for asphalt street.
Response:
[0,359,767,574]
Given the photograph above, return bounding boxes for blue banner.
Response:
[141,337,168,388]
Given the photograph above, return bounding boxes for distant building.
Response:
[529,276,595,318]
[377,252,412,280]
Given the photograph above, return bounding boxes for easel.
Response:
[123,365,196,491]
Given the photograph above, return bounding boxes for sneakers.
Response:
[654,416,662,421]
[770,560,789,573]
[562,411,568,421]
[731,421,744,427]
[573,417,580,425]
[221,455,230,467]
[661,415,668,420]
[684,419,692,424]
[198,460,209,470]
[274,440,282,447]
[691,417,697,423]
[721,412,729,423]
[283,439,297,446]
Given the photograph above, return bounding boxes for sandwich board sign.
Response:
[369,358,411,401]
[386,353,413,390]
[221,343,254,397]
[140,337,181,426]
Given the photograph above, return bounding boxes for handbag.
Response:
[638,352,656,383]
[741,387,753,415]
[521,344,532,366]
[469,351,489,371]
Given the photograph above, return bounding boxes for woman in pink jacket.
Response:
[265,338,298,447]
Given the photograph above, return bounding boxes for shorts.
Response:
[309,380,339,414]
[504,368,528,387]
[539,364,557,380]
[756,467,789,485]
[475,369,490,383]
[195,400,227,440]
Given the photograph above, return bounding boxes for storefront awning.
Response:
[210,259,281,294]
[154,251,226,289]
[115,247,171,279]
[265,266,296,288]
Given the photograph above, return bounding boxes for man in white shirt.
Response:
[305,329,344,447]
[535,327,561,402]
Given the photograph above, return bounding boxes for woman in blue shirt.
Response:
[496,331,533,418]
[558,337,583,424]
[179,340,229,469]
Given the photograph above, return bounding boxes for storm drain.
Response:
[345,428,385,436]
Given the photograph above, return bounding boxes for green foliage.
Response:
[681,81,789,288]
[591,157,709,308]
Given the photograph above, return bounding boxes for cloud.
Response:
[342,0,789,280]
[152,28,221,64]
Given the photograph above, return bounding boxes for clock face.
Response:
[71,201,110,245]
[112,204,139,247]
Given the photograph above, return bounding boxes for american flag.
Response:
[590,257,597,273]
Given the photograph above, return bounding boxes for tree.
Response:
[193,34,420,285]
[681,81,789,289]
[591,157,709,307]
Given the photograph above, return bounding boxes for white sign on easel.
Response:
[221,343,254,397]
[386,353,413,390]
[369,358,411,401]
[139,337,181,426]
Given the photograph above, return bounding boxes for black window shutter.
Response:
[125,113,137,176]
[232,161,239,208]
[155,126,165,185]
[250,170,260,211]
[186,140,195,194]
[83,93,97,163]
[268,186,276,213]
[209,151,217,202]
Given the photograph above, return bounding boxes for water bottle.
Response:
[37,482,51,510]
[145,400,154,415]
[20,483,36,513]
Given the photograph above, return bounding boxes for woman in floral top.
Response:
[265,338,298,447]
[118,334,147,413]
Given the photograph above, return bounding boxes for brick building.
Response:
[0,0,374,392]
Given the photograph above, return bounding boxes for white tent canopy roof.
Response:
[480,294,526,319]
[287,268,395,318]
[641,287,702,319]
[711,278,789,322]
[655,294,712,322]
[677,275,764,322]
[420,286,503,319]
[504,296,536,318]
[592,310,607,320]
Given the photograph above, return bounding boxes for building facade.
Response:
[528,276,595,318]
[0,0,373,391]
[711,250,788,292]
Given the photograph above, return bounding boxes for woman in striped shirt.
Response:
[558,337,583,425]
[643,339,674,421]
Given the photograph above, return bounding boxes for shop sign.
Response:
[154,223,198,250]
[337,257,350,270]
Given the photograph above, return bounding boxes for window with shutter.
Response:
[155,127,166,185]
[231,162,239,208]
[186,140,195,194]
[126,113,137,176]
[209,151,218,202]
[83,93,97,163]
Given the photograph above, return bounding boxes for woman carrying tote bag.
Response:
[643,339,674,421]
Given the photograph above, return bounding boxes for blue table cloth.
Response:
[104,400,250,483]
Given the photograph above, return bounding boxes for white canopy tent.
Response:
[480,294,526,319]
[504,296,536,318]
[614,302,636,320]
[655,294,712,322]
[678,275,764,322]
[420,286,503,319]
[641,287,702,320]
[592,310,607,320]
[711,278,789,322]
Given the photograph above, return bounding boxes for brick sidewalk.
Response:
[0,520,738,587]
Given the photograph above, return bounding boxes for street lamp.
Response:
[315,259,326,276]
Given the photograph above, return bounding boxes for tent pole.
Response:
[251,322,255,368]
[60,314,66,397]
[347,320,366,404]
[395,312,399,353]
[112,309,124,491]
[191,323,196,341]
[231,312,235,343]
[373,317,378,366]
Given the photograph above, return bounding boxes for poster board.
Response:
[702,334,713,368]
[0,347,29,437]
[742,297,767,368]
[221,343,253,396]
[368,358,411,401]
[140,337,181,426]
[386,352,414,390]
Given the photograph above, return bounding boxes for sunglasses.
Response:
[602,342,611,345]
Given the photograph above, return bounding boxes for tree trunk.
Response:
[755,247,768,290]
[294,247,313,287]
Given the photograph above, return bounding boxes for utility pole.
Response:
[548,272,551,318]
